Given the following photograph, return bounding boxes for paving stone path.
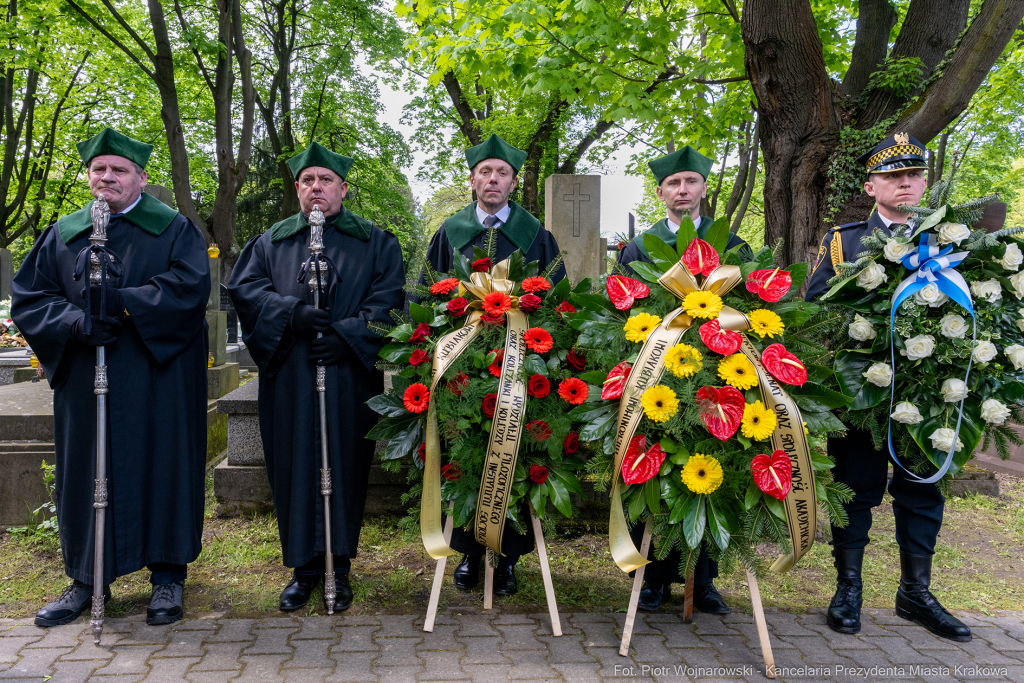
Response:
[1,608,1021,682]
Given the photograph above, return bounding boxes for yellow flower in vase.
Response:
[681,453,724,494]
[741,401,777,440]
[623,312,662,343]
[640,385,678,422]
[718,353,758,390]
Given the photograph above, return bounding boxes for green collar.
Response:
[633,216,711,258]
[442,201,540,254]
[269,206,373,243]
[58,192,179,244]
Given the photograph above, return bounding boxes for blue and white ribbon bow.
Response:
[888,233,975,484]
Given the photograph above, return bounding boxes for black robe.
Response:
[226,208,404,567]
[12,198,210,586]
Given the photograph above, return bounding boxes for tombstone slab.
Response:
[544,175,602,284]
[0,248,12,302]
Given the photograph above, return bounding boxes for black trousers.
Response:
[628,525,718,586]
[448,501,536,563]
[829,428,945,555]
[148,562,187,585]
[294,554,351,578]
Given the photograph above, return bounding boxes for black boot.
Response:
[35,581,111,627]
[453,554,480,590]
[279,577,319,612]
[895,551,971,642]
[147,581,184,626]
[637,581,668,612]
[330,574,354,612]
[827,547,863,634]
[693,583,729,614]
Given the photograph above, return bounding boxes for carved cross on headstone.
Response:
[562,183,591,238]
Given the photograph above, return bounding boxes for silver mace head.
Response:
[90,195,110,246]
[308,205,327,293]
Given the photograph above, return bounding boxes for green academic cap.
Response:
[648,145,713,184]
[288,141,354,181]
[76,128,153,169]
[465,134,527,174]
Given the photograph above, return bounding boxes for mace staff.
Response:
[307,205,337,614]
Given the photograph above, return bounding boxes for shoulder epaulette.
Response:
[833,221,866,231]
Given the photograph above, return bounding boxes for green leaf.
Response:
[669,495,688,524]
[644,233,680,272]
[774,301,819,327]
[530,481,547,518]
[628,261,667,283]
[805,363,835,382]
[802,410,847,433]
[682,494,706,549]
[409,302,433,324]
[579,406,618,441]
[676,216,697,253]
[387,324,413,342]
[366,393,407,417]
[627,485,647,522]
[572,292,618,314]
[548,476,572,517]
[524,354,548,376]
[703,216,731,253]
[365,412,420,440]
[506,250,525,282]
[378,342,411,363]
[383,420,422,460]
[744,479,761,510]
[788,383,853,410]
[706,495,731,550]
[905,403,984,477]
[579,370,608,384]
[644,479,661,514]
[834,349,889,410]
[453,250,473,282]
[787,262,809,292]
[549,276,571,303]
[764,496,786,520]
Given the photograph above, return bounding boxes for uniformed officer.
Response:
[804,133,971,642]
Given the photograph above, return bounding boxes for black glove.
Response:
[70,316,122,347]
[85,286,126,319]
[290,303,330,338]
[310,329,349,366]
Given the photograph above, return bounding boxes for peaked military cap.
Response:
[465,134,527,174]
[858,132,927,175]
[76,128,153,169]
[648,145,714,184]
[288,141,354,181]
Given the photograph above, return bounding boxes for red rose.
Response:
[472,257,492,272]
[447,372,469,396]
[528,374,550,398]
[487,349,505,376]
[409,349,430,366]
[566,349,586,371]
[482,311,505,325]
[563,432,579,454]
[447,297,469,317]
[519,294,542,313]
[529,464,549,484]
[416,442,426,463]
[556,301,576,316]
[409,323,431,344]
[442,463,462,481]
[526,420,551,442]
[482,393,498,418]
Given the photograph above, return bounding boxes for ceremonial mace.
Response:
[307,206,336,614]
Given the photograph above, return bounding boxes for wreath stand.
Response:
[618,520,776,678]
[423,501,563,636]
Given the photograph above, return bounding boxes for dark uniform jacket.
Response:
[804,212,890,302]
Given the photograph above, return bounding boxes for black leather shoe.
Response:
[492,564,518,596]
[453,554,480,590]
[895,551,971,642]
[827,547,864,634]
[35,581,110,627]
[279,577,319,612]
[694,583,729,614]
[637,581,668,612]
[147,581,184,626]
[330,574,353,612]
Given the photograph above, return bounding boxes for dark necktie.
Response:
[482,215,499,229]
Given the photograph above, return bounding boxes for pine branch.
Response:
[367,321,393,337]
[485,227,498,260]
[390,309,411,325]
[541,250,567,281]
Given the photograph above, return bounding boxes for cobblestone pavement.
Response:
[1,608,1021,682]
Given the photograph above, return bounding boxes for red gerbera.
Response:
[698,319,743,356]
[482,393,497,418]
[447,372,469,396]
[751,450,793,500]
[525,327,554,353]
[746,268,793,303]
[528,374,550,398]
[695,385,745,441]
[681,237,720,277]
[442,462,462,481]
[563,432,579,454]
[558,377,589,405]
[447,297,469,317]
[601,362,631,400]
[430,278,460,296]
[529,464,549,484]
[472,257,492,272]
[487,349,505,376]
[621,435,665,485]
[521,276,552,294]
[556,301,576,316]
[519,293,542,313]
[416,442,426,463]
[526,420,552,442]
[606,275,650,311]
[403,383,430,413]
[482,291,512,316]
[566,349,586,371]
[409,323,431,344]
[409,349,430,366]
[761,344,807,386]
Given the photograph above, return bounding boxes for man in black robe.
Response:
[619,146,748,615]
[13,128,210,627]
[420,134,565,596]
[227,142,404,613]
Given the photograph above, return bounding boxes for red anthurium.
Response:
[751,450,793,500]
[746,268,793,303]
[681,237,720,277]
[698,320,742,355]
[761,344,807,386]
[696,385,745,441]
[606,275,650,311]
[620,435,665,485]
[601,361,632,400]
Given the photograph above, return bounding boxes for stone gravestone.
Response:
[146,184,175,208]
[206,256,239,398]
[543,174,602,283]
[220,284,238,343]
[0,248,12,302]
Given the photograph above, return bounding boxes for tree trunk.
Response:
[839,0,897,99]
[724,120,752,219]
[731,116,760,234]
[709,133,732,218]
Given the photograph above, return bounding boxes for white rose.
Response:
[1009,272,1024,300]
[884,239,913,263]
[936,222,972,246]
[857,262,888,291]
[863,362,893,387]
[913,283,949,308]
[1018,317,1024,333]
[848,314,877,342]
[980,398,1011,425]
[939,314,967,339]
[891,401,924,424]
[973,340,998,363]
[902,334,935,360]
[970,279,1002,303]
[1005,344,1024,370]
[929,427,964,453]
[940,378,968,402]
[998,242,1024,272]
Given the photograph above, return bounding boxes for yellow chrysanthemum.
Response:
[718,353,758,390]
[741,401,777,441]
[748,309,785,338]
[641,385,679,422]
[682,291,724,319]
[665,343,703,378]
[623,312,662,343]
[681,453,724,494]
